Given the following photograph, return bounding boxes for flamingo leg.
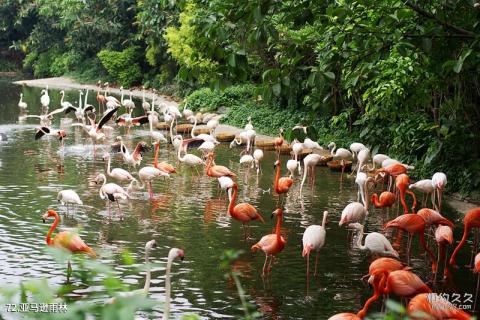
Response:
[306,253,310,279]
[67,260,72,283]
[406,233,413,264]
[340,160,345,181]
[267,255,274,273]
[433,245,440,283]
[475,274,480,313]
[116,201,123,217]
[262,254,268,276]
[314,252,319,277]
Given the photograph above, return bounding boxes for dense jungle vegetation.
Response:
[1,0,479,197]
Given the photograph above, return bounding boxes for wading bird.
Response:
[349,222,399,258]
[42,209,96,281]
[371,191,396,210]
[384,214,437,272]
[434,225,453,282]
[35,126,67,148]
[407,293,471,320]
[57,190,83,214]
[432,172,447,212]
[328,142,352,180]
[18,93,27,110]
[206,153,236,178]
[94,173,130,215]
[273,159,293,205]
[102,152,135,184]
[251,208,286,275]
[449,207,480,268]
[163,248,185,320]
[302,210,328,277]
[226,183,264,239]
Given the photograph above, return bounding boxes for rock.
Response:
[327,160,352,172]
[175,123,193,133]
[216,132,236,142]
[156,122,169,130]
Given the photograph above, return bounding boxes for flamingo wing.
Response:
[98,107,119,130]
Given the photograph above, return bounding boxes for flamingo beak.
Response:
[41,213,48,223]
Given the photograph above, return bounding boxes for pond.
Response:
[0,78,476,319]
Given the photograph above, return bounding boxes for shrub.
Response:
[50,51,82,76]
[97,46,142,87]
[185,84,256,112]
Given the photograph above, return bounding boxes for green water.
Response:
[0,78,476,319]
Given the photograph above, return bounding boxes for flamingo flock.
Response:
[16,85,478,319]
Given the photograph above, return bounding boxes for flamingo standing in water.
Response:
[133,166,169,199]
[96,81,106,111]
[176,137,204,176]
[371,191,396,210]
[18,93,27,110]
[432,172,447,211]
[409,179,434,207]
[57,190,83,214]
[349,222,399,258]
[407,293,472,320]
[273,159,293,205]
[94,173,130,215]
[251,208,286,275]
[205,153,236,178]
[40,88,50,108]
[339,202,368,227]
[274,128,284,160]
[218,176,234,201]
[383,270,431,298]
[114,137,150,167]
[152,139,176,175]
[375,163,407,191]
[434,225,453,282]
[302,210,328,277]
[449,207,480,268]
[357,257,406,318]
[384,214,437,272]
[226,183,264,238]
[253,149,264,175]
[42,209,96,280]
[102,152,135,184]
[299,153,325,194]
[328,142,352,180]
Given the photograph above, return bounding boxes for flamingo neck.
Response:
[153,143,160,167]
[228,186,238,216]
[356,227,367,251]
[143,249,151,293]
[321,212,328,228]
[121,90,124,103]
[358,274,385,318]
[191,117,198,138]
[205,156,214,174]
[106,156,112,175]
[330,144,336,155]
[274,163,281,192]
[419,232,437,272]
[449,226,470,266]
[164,256,174,319]
[275,212,282,242]
[371,194,380,208]
[46,213,60,245]
[60,92,64,104]
[176,139,185,161]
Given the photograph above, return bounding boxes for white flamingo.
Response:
[339,202,368,227]
[114,138,150,167]
[355,172,374,209]
[349,222,399,258]
[299,154,325,194]
[367,153,390,170]
[432,172,447,211]
[239,154,254,168]
[94,173,130,215]
[18,93,27,110]
[253,149,264,175]
[353,148,370,175]
[349,142,367,161]
[40,88,50,108]
[176,137,204,175]
[182,100,193,119]
[142,87,150,114]
[409,179,435,207]
[206,117,219,136]
[35,126,67,148]
[302,210,328,277]
[328,142,352,179]
[188,115,219,144]
[57,190,83,214]
[103,152,135,184]
[292,126,322,150]
[291,139,304,174]
[286,159,299,178]
[134,166,169,199]
[120,87,135,112]
[218,176,234,201]
[244,116,253,131]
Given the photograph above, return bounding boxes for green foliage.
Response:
[185,84,256,112]
[97,47,142,87]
